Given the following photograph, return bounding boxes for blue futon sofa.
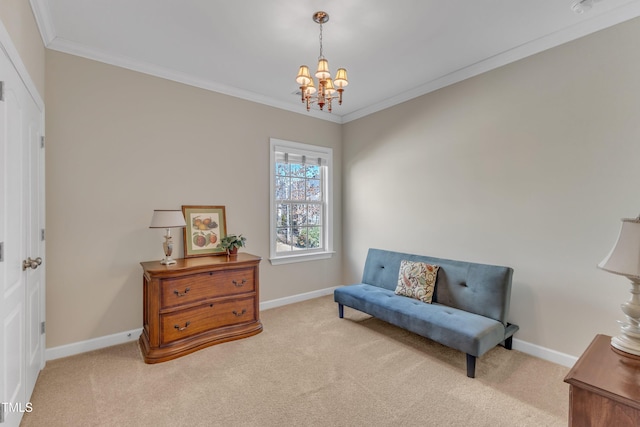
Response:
[334,248,519,378]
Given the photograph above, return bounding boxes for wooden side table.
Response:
[139,253,262,363]
[564,334,640,426]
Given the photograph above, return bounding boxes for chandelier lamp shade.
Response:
[296,11,348,113]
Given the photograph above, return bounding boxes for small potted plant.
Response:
[220,234,247,256]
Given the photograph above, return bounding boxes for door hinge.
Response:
[0,401,4,423]
[40,136,45,148]
[41,321,45,334]
[0,81,4,102]
[41,229,45,241]
[0,242,3,262]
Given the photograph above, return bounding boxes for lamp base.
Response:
[611,334,640,356]
[160,231,176,265]
[612,278,640,357]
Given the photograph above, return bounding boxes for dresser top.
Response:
[141,253,261,275]
[565,334,640,409]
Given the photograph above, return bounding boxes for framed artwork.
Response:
[182,205,227,257]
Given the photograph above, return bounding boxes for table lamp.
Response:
[598,215,640,356]
[149,209,187,265]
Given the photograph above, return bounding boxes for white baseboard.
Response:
[512,338,578,368]
[46,328,142,361]
[259,286,340,311]
[45,286,579,369]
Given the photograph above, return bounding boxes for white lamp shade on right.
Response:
[598,217,640,279]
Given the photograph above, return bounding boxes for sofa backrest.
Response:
[361,248,514,326]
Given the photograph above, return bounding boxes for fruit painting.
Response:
[181,205,227,257]
[191,215,219,247]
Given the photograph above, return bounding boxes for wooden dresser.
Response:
[564,334,640,426]
[139,253,262,363]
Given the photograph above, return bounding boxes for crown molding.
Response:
[29,0,56,45]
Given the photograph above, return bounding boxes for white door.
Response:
[24,90,45,403]
[0,41,46,426]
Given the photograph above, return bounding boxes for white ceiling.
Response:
[30,0,640,123]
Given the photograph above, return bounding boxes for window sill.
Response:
[269,251,335,266]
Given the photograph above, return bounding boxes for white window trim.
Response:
[269,138,334,265]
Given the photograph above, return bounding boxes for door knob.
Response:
[22,257,42,271]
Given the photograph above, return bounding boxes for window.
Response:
[269,138,333,265]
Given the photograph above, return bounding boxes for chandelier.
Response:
[295,11,348,113]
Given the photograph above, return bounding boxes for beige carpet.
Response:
[21,296,569,426]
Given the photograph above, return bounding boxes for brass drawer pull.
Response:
[174,321,191,331]
[174,287,191,297]
[232,309,247,317]
[232,279,247,287]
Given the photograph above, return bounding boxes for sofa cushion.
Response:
[395,260,439,303]
[334,284,506,357]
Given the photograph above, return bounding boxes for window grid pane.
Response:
[276,203,290,228]
[290,163,305,178]
[276,162,289,176]
[291,178,305,200]
[308,204,321,225]
[307,179,321,201]
[306,165,320,179]
[275,176,290,200]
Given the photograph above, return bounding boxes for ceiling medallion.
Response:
[295,11,348,113]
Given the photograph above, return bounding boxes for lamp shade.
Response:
[296,65,312,85]
[324,77,336,95]
[334,68,348,88]
[149,210,186,229]
[305,78,317,95]
[315,58,330,80]
[598,217,640,279]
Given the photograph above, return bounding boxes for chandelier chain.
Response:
[318,23,324,59]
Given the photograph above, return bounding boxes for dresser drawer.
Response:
[160,267,255,308]
[160,296,256,344]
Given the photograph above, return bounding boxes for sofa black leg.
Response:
[466,354,476,378]
[338,304,344,319]
[504,336,513,350]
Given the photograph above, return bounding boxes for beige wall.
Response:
[0,0,45,97]
[45,50,342,348]
[342,17,640,357]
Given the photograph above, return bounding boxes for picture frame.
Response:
[182,205,227,257]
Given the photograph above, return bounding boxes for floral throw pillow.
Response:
[394,260,439,303]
